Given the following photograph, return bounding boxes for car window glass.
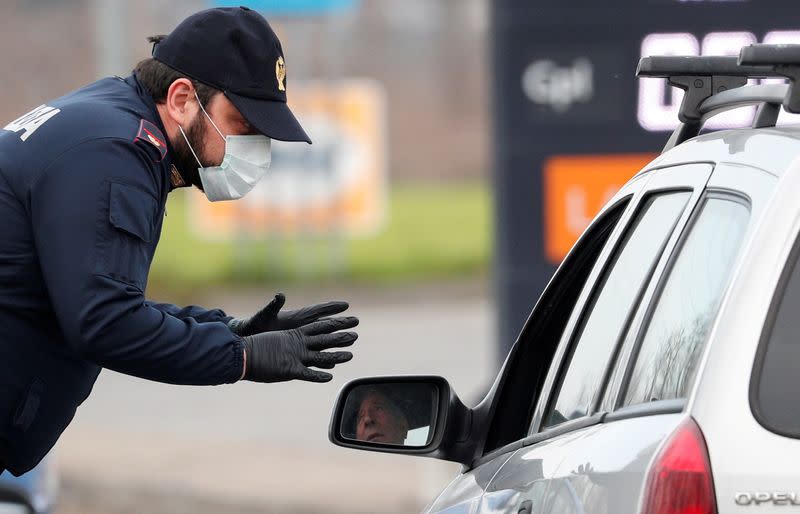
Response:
[484,197,633,453]
[754,233,800,439]
[543,192,691,429]
[624,197,749,406]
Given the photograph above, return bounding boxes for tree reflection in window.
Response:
[624,197,749,405]
[544,192,691,429]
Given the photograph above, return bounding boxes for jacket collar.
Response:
[124,73,189,191]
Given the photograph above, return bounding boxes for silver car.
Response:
[330,45,800,513]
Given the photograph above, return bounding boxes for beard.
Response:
[171,114,208,191]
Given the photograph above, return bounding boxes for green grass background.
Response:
[148,182,492,295]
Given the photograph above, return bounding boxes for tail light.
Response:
[641,417,717,514]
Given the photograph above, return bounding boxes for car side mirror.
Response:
[338,380,439,447]
[329,376,475,464]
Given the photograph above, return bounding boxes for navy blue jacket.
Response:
[0,75,245,475]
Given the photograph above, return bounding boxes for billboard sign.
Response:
[189,80,387,240]
[492,0,800,355]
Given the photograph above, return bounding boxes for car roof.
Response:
[639,124,800,179]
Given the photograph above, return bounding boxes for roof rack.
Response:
[658,84,788,151]
[637,56,780,151]
[636,47,800,152]
[739,44,800,113]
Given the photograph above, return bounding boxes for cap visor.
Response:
[225,91,312,144]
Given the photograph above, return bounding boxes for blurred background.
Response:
[1,0,799,513]
[1,1,494,513]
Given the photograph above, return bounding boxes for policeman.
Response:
[0,7,359,476]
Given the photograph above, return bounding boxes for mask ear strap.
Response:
[194,90,226,140]
[177,124,204,168]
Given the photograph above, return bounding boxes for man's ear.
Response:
[164,78,197,127]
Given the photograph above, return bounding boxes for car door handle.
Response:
[518,500,533,514]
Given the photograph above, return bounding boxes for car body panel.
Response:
[689,157,800,513]
[479,425,603,514]
[541,414,682,514]
[643,127,800,179]
[466,414,682,514]
[424,451,515,514]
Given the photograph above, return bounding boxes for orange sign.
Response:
[543,153,657,263]
[189,80,387,239]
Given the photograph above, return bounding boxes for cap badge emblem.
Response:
[276,56,286,92]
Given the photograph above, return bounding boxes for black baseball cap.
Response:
[153,6,311,144]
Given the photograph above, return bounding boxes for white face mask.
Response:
[178,92,271,202]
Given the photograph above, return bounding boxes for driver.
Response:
[355,387,410,444]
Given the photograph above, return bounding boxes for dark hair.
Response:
[134,35,219,105]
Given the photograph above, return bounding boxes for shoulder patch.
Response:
[134,119,167,162]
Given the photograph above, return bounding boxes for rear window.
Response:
[753,236,800,438]
[543,192,691,428]
[623,196,749,406]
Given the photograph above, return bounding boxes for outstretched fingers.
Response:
[298,367,334,383]
[300,316,359,336]
[296,301,350,322]
[253,293,286,321]
[305,350,353,369]
[305,331,358,351]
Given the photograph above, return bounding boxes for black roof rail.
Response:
[636,55,787,152]
[658,84,787,152]
[700,83,787,127]
[636,56,776,122]
[739,44,800,113]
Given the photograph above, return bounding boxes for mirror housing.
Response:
[329,375,476,464]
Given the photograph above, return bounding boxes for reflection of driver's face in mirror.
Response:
[356,390,410,444]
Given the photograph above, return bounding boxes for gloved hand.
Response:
[242,316,359,383]
[228,293,350,336]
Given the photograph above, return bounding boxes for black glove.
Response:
[229,293,350,337]
[242,316,359,383]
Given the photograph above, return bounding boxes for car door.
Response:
[477,163,714,514]
[425,169,652,514]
